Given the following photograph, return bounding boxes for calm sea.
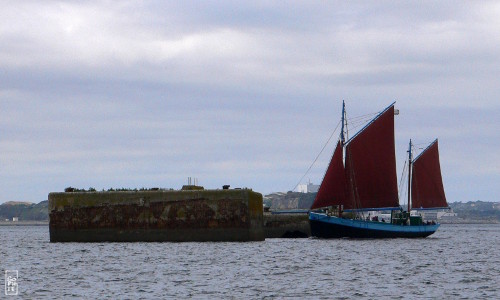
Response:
[1,224,499,299]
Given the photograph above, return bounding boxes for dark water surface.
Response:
[1,224,499,299]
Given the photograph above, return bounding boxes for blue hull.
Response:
[309,212,439,238]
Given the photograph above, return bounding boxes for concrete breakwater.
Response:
[263,212,310,238]
[49,187,264,242]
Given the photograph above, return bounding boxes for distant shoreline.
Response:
[0,221,48,226]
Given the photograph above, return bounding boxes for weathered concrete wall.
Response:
[263,213,310,238]
[49,189,264,242]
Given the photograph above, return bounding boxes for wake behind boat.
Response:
[309,101,448,238]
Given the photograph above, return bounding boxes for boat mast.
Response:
[340,100,346,216]
[340,100,346,146]
[407,139,412,213]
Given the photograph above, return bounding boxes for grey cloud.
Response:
[1,1,499,203]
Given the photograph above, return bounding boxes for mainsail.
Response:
[344,105,399,209]
[311,141,347,209]
[311,103,399,210]
[411,139,448,209]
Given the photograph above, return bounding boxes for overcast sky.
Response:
[1,1,499,204]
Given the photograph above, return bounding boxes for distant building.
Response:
[422,209,458,221]
[12,217,18,222]
[297,181,319,193]
[438,210,458,220]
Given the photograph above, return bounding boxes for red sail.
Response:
[411,140,448,209]
[311,141,348,209]
[344,105,399,209]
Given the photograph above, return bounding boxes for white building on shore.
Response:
[297,181,319,193]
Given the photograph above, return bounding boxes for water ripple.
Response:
[0,224,499,298]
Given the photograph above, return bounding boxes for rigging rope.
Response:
[291,107,382,194]
[344,113,377,136]
[291,119,342,192]
[347,112,378,121]
[398,159,407,202]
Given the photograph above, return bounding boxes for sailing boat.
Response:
[309,101,448,238]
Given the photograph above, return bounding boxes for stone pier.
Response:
[49,187,264,242]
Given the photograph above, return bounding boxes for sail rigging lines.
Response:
[291,119,342,192]
[411,141,435,158]
[293,107,385,193]
[398,158,408,203]
[344,111,379,134]
[295,103,399,201]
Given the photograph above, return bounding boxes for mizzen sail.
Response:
[344,105,399,209]
[411,139,448,209]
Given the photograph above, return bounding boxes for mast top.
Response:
[340,100,346,145]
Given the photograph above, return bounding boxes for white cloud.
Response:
[1,1,499,202]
